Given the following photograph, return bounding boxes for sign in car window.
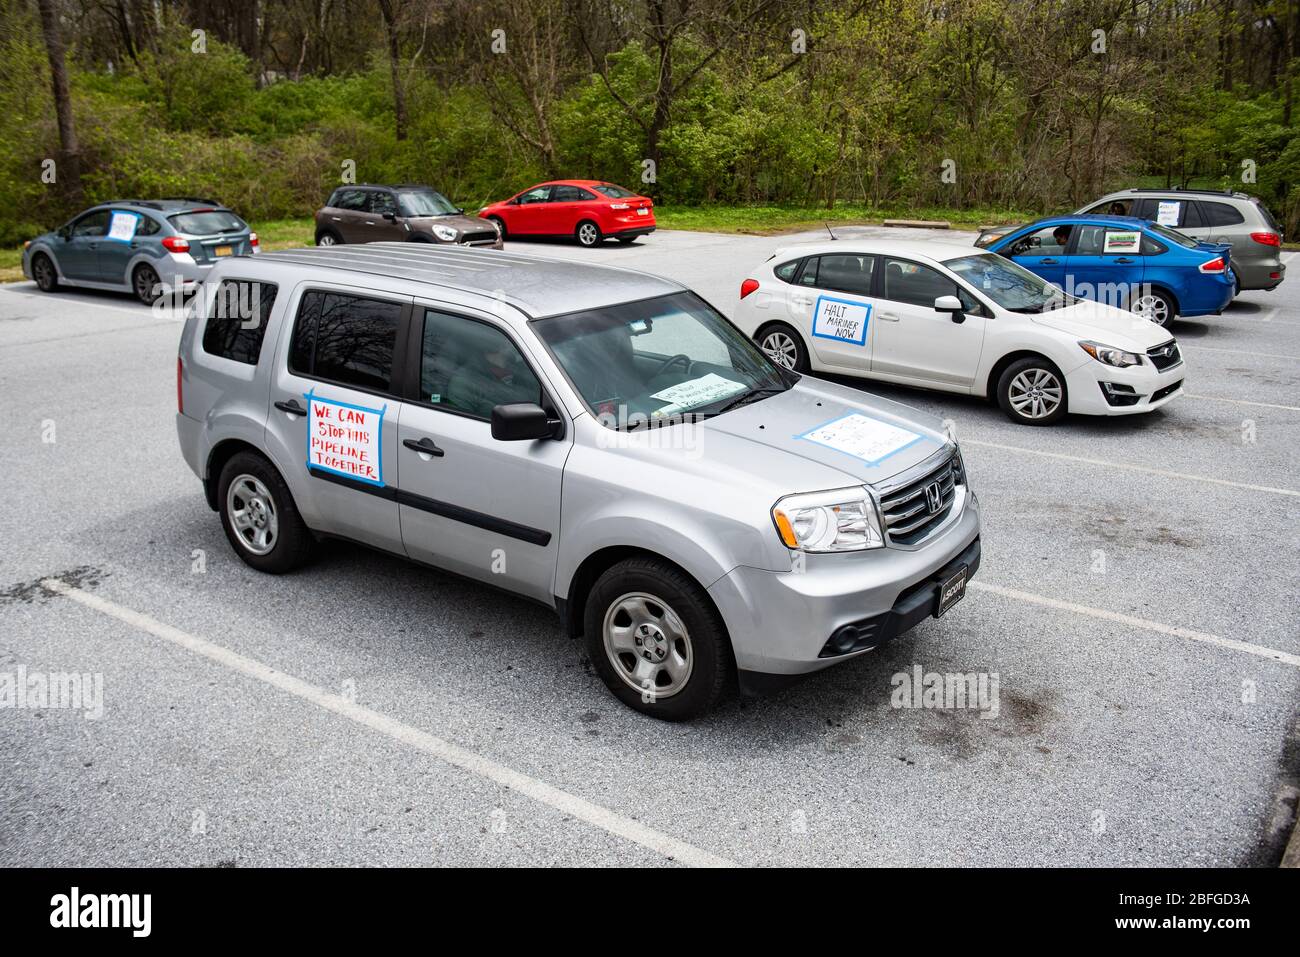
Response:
[1103,230,1141,254]
[651,373,746,415]
[811,295,871,346]
[306,390,386,487]
[106,211,140,243]
[797,412,927,466]
[1156,201,1181,226]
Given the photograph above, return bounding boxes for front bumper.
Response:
[1065,355,1186,415]
[708,488,981,678]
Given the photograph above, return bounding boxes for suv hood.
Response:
[1030,299,1171,351]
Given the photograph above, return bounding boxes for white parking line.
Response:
[1183,393,1300,412]
[961,439,1300,498]
[969,582,1300,668]
[41,577,735,869]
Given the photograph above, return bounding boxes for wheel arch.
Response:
[204,438,266,511]
[984,349,1065,401]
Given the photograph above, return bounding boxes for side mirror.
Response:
[509,197,521,206]
[455,207,465,215]
[934,295,966,323]
[492,402,561,441]
[58,227,71,241]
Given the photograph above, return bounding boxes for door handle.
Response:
[878,313,900,322]
[403,436,445,458]
[1039,257,1058,264]
[331,217,341,222]
[274,399,306,416]
[1114,257,1134,264]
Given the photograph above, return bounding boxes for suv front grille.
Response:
[1147,340,1182,371]
[878,452,960,546]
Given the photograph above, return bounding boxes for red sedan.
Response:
[478,180,655,248]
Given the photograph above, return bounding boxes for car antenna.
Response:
[825,222,837,241]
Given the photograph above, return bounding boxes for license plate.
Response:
[214,245,233,257]
[935,567,967,618]
[636,207,649,216]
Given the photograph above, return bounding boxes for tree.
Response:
[36,0,83,204]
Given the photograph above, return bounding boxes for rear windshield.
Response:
[1143,222,1198,249]
[593,183,636,198]
[168,210,247,235]
[1252,199,1282,233]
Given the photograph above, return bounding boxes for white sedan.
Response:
[733,240,1186,425]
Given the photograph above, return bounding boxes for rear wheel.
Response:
[315,230,341,247]
[1131,289,1177,326]
[997,357,1067,425]
[756,322,809,372]
[217,451,315,573]
[575,220,602,247]
[31,253,58,292]
[132,263,161,305]
[584,557,732,720]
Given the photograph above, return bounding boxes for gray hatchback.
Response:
[23,198,257,304]
[176,245,980,718]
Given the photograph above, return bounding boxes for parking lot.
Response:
[1,225,1297,867]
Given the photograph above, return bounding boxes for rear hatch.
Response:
[168,209,253,263]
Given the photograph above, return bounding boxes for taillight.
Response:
[1198,257,1225,274]
[740,278,760,298]
[176,357,184,415]
[1250,231,1280,247]
[249,232,259,247]
[162,235,190,253]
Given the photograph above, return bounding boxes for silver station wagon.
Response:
[176,245,982,718]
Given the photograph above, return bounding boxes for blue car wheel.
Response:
[1132,289,1176,327]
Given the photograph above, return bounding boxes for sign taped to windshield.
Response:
[797,411,927,466]
[651,373,746,413]
[812,295,870,346]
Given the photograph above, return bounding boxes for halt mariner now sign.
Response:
[306,390,387,487]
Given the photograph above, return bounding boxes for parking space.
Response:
[1,229,1297,867]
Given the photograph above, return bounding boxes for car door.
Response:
[1002,225,1070,287]
[264,285,410,551]
[1063,224,1144,309]
[96,208,151,284]
[367,190,406,241]
[787,253,877,371]
[395,304,570,603]
[870,257,988,389]
[58,210,110,281]
[547,184,587,236]
[328,189,371,242]
[508,186,554,235]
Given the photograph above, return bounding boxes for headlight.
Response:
[1078,340,1142,367]
[432,224,458,242]
[771,487,884,552]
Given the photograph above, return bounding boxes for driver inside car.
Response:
[446,337,536,419]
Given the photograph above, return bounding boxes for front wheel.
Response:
[217,451,315,573]
[31,253,58,292]
[756,322,809,372]
[997,357,1068,425]
[1131,289,1177,326]
[584,558,732,720]
[315,229,341,247]
[575,220,602,247]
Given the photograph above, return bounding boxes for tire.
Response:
[996,356,1068,426]
[487,216,506,239]
[315,229,342,247]
[756,322,810,373]
[31,253,58,292]
[1228,268,1240,300]
[132,263,161,305]
[575,220,602,248]
[583,557,732,720]
[217,451,315,573]
[1131,288,1177,326]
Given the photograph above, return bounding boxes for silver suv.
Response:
[1080,189,1285,292]
[175,245,981,718]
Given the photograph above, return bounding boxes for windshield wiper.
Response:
[707,386,785,416]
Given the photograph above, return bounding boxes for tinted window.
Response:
[1180,202,1205,229]
[420,310,542,419]
[168,211,246,235]
[796,257,820,286]
[72,211,110,238]
[201,281,278,365]
[773,260,800,282]
[135,215,161,236]
[1200,201,1245,227]
[289,291,402,393]
[331,189,370,211]
[369,191,398,216]
[553,185,595,201]
[810,254,874,296]
[1087,199,1133,216]
[593,183,636,198]
[883,259,967,309]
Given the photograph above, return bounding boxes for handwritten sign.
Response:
[798,412,926,466]
[306,391,386,486]
[1104,230,1140,253]
[1155,201,1181,227]
[812,296,870,346]
[106,211,139,243]
[651,373,746,414]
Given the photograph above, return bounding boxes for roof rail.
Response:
[99,199,165,209]
[160,196,224,207]
[1125,187,1239,197]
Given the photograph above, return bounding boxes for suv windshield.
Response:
[533,291,789,429]
[593,183,636,199]
[397,189,458,217]
[946,253,1070,313]
[169,210,246,235]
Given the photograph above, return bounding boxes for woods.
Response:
[2,0,1298,244]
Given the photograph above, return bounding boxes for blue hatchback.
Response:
[986,215,1234,326]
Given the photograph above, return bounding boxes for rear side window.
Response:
[773,260,800,282]
[553,185,596,201]
[169,210,246,235]
[201,281,278,365]
[330,189,369,211]
[136,216,161,236]
[289,291,402,393]
[1199,202,1245,227]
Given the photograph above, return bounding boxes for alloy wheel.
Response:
[760,330,798,369]
[1007,368,1063,420]
[1132,294,1170,326]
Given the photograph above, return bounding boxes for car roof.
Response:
[257,243,684,319]
[93,198,228,213]
[1014,214,1148,230]
[771,238,990,265]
